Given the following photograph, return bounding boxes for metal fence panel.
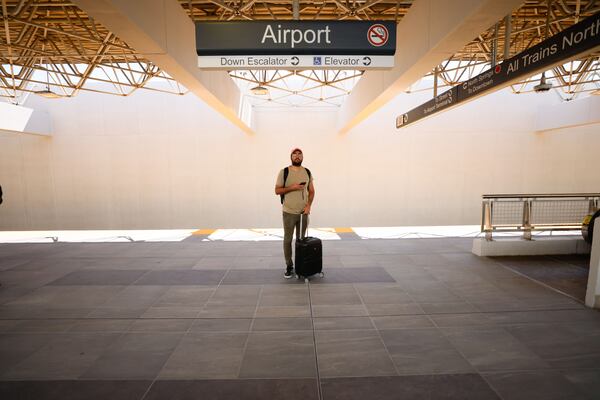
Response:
[531,199,590,225]
[491,201,523,226]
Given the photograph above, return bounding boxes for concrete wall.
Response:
[1,85,599,230]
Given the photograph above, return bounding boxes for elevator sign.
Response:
[196,21,396,70]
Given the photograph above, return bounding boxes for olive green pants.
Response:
[283,212,308,268]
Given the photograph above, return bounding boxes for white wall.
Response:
[255,90,600,227]
[1,85,599,230]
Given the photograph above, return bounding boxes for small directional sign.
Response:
[198,55,394,70]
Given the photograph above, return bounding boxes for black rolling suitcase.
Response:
[295,214,324,281]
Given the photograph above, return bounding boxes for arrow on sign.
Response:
[291,56,299,66]
[363,56,372,66]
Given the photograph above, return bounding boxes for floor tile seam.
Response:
[141,285,182,321]
[480,368,600,400]
[434,322,557,373]
[414,320,596,331]
[477,373,506,400]
[493,263,586,305]
[307,282,324,400]
[234,286,264,379]
[322,369,544,380]
[414,267,488,312]
[66,313,131,361]
[136,328,189,399]
[461,306,586,315]
[11,313,593,335]
[11,328,133,382]
[247,328,316,333]
[397,288,428,318]
[139,379,157,400]
[89,269,154,287]
[316,372,404,380]
[149,377,323,381]
[428,268,555,313]
[312,328,388,335]
[354,286,401,377]
[182,308,196,335]
[318,371,489,379]
[0,285,48,308]
[198,269,231,316]
[85,280,148,312]
[423,315,491,378]
[479,366,600,375]
[539,255,591,272]
[349,283,368,315]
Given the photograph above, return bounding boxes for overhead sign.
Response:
[196,21,396,70]
[198,55,393,69]
[397,11,600,128]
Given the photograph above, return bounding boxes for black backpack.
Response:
[280,167,311,204]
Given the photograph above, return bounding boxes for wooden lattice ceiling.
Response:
[1,0,599,103]
[178,0,413,21]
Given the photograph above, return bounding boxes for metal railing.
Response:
[481,193,600,240]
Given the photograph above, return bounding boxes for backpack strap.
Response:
[280,167,289,204]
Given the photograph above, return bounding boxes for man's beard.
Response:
[291,160,302,166]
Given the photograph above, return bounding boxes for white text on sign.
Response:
[261,25,332,48]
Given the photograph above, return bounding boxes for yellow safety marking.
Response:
[192,229,215,235]
[334,227,354,233]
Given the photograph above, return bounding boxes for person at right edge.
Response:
[275,148,315,279]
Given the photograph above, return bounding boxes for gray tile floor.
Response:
[0,238,598,399]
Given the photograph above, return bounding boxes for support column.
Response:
[586,222,600,308]
[337,0,523,134]
[72,0,252,135]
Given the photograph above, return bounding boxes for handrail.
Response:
[483,193,600,199]
[481,193,600,241]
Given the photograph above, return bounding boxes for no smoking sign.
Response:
[367,24,389,47]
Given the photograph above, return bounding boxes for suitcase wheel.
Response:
[319,272,324,278]
[304,278,309,283]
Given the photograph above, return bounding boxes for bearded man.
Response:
[274,148,315,278]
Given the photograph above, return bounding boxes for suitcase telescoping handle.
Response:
[300,212,308,239]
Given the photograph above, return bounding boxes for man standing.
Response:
[275,148,315,278]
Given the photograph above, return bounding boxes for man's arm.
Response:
[275,183,306,195]
[303,181,315,214]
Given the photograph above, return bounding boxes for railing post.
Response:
[483,200,493,241]
[522,199,532,240]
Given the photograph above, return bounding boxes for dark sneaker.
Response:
[284,267,294,279]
